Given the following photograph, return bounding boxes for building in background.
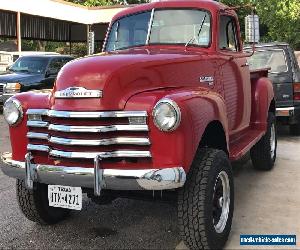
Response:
[0,0,130,55]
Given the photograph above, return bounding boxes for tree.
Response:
[65,0,148,6]
[255,0,300,49]
[222,0,300,49]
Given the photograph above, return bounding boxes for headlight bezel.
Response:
[152,98,181,132]
[3,98,23,126]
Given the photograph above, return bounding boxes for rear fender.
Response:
[250,77,274,130]
[125,88,229,173]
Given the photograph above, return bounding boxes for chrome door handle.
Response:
[241,63,249,67]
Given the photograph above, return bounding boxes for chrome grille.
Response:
[26,109,151,160]
[0,84,5,95]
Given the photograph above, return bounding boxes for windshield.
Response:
[9,57,49,74]
[248,49,288,73]
[105,9,211,51]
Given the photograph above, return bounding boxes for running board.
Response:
[229,129,265,161]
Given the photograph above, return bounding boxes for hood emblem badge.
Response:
[55,87,103,99]
[199,76,214,86]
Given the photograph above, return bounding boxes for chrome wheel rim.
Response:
[270,123,276,159]
[213,171,230,234]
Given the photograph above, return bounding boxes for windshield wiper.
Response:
[185,13,207,48]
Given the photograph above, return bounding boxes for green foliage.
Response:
[64,0,113,6]
[222,0,300,49]
[65,0,148,6]
[256,0,300,49]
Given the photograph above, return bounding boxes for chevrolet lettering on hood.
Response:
[54,87,103,99]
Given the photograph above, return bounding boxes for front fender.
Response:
[7,92,51,161]
[125,88,229,173]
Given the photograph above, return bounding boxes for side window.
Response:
[62,57,73,66]
[219,15,239,52]
[48,58,64,74]
[289,49,300,72]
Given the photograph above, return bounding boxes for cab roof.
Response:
[112,0,229,22]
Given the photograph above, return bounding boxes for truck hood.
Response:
[52,48,207,111]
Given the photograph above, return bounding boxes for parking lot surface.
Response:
[0,114,299,249]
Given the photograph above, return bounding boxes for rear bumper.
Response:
[276,106,300,124]
[0,152,186,194]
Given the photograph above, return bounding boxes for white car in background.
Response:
[0,51,59,73]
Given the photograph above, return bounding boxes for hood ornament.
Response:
[55,87,103,99]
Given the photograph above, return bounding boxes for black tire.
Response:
[178,148,234,250]
[290,124,300,136]
[16,179,71,225]
[250,112,277,170]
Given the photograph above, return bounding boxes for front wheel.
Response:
[16,179,70,225]
[178,148,234,250]
[250,112,277,170]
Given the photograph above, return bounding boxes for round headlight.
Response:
[3,98,23,126]
[153,98,181,132]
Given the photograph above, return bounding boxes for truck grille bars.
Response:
[26,109,152,160]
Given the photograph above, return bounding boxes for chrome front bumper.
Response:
[0,152,186,195]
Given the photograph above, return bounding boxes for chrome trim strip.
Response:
[0,153,186,191]
[49,149,152,159]
[276,107,295,117]
[27,144,151,158]
[146,8,155,45]
[48,124,149,133]
[26,109,49,116]
[27,121,49,128]
[27,132,49,140]
[27,109,147,118]
[49,136,151,146]
[276,107,295,111]
[27,144,50,152]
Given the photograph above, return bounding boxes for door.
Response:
[218,15,251,133]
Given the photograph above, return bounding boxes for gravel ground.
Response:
[0,115,299,249]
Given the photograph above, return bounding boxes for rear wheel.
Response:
[16,179,70,225]
[250,112,277,170]
[178,148,234,250]
[290,124,300,136]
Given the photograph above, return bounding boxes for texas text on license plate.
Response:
[48,185,82,210]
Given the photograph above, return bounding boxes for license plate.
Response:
[48,185,82,210]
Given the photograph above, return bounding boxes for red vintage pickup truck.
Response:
[1,0,276,249]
